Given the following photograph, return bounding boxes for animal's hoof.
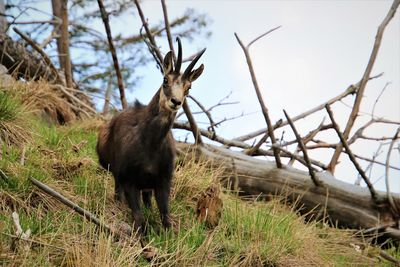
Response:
[162,214,173,229]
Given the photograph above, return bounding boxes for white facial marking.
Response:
[168,81,185,110]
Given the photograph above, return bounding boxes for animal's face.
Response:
[159,38,205,112]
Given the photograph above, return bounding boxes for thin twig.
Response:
[372,82,390,118]
[235,31,282,168]
[97,0,127,110]
[385,127,400,215]
[188,95,216,137]
[247,26,281,48]
[325,104,380,203]
[328,0,400,173]
[284,110,322,186]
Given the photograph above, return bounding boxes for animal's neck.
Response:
[144,88,176,142]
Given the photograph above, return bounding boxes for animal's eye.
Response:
[163,77,168,85]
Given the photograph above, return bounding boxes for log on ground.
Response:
[176,142,400,241]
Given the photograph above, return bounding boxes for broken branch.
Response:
[325,105,380,203]
[235,31,282,168]
[284,110,322,186]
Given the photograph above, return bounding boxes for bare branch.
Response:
[161,0,175,61]
[325,104,380,203]
[288,119,329,165]
[235,31,282,168]
[328,0,400,172]
[284,110,322,186]
[134,0,163,65]
[188,95,216,136]
[385,127,400,215]
[176,91,238,119]
[97,0,128,110]
[234,73,383,142]
[247,25,281,48]
[174,122,327,170]
[182,102,203,145]
[11,19,59,25]
[271,144,326,170]
[372,82,390,117]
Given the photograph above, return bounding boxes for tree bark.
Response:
[52,0,73,88]
[51,0,64,69]
[0,0,7,34]
[176,142,400,241]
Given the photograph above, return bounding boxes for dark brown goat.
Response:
[96,38,205,233]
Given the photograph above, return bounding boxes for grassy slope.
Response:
[0,85,399,266]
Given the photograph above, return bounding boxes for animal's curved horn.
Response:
[183,48,206,79]
[174,37,182,74]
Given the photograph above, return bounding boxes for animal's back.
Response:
[96,101,145,173]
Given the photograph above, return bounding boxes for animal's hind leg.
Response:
[124,184,145,234]
[142,190,152,208]
[155,185,171,228]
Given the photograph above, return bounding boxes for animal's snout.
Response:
[171,98,182,107]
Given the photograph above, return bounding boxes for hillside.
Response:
[0,81,399,266]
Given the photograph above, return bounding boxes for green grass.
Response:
[0,90,31,147]
[1,87,399,266]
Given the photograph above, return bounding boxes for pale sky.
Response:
[10,1,400,192]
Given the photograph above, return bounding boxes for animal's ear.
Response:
[188,64,204,82]
[163,51,174,74]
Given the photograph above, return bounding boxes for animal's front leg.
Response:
[124,184,145,234]
[114,181,122,201]
[155,185,171,228]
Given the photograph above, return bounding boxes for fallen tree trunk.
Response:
[177,142,400,241]
[0,33,59,82]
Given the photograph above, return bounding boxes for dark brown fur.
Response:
[97,91,175,231]
[96,39,205,233]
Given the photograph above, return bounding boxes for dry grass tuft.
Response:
[2,79,77,125]
[16,80,77,124]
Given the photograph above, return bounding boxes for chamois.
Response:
[96,37,205,233]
